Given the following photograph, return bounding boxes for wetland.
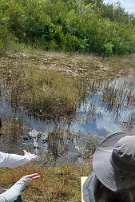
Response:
[0,51,135,201]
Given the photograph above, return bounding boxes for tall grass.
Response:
[0,119,23,152]
[1,61,86,119]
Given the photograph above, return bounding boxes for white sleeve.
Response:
[0,152,36,168]
[0,177,31,202]
[0,195,6,202]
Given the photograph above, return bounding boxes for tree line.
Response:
[0,0,135,55]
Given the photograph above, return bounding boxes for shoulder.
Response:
[83,172,100,202]
[83,172,98,188]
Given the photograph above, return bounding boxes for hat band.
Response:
[111,152,135,174]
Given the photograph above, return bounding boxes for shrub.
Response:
[0,0,135,55]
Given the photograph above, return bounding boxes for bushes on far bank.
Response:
[0,0,135,55]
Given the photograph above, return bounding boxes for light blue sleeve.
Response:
[0,152,37,168]
[0,177,31,202]
[0,195,6,202]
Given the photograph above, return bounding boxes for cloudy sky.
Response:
[103,0,135,14]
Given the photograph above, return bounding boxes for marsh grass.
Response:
[1,50,135,120]
[7,41,34,53]
[104,53,135,73]
[1,60,86,119]
[2,118,23,134]
[20,68,85,117]
[0,119,24,152]
[0,163,92,202]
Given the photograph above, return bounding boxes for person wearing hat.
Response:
[83,132,135,202]
[0,118,40,202]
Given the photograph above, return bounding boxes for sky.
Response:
[103,0,135,14]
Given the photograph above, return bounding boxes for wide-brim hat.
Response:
[93,132,135,192]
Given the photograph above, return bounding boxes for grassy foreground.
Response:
[0,163,92,202]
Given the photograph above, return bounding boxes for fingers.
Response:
[26,173,38,177]
[23,173,40,179]
[23,150,40,161]
[32,175,41,179]
[23,150,27,155]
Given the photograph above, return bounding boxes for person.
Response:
[83,132,135,202]
[0,118,40,201]
[0,150,40,202]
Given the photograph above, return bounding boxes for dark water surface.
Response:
[1,72,135,164]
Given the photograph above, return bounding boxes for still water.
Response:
[0,72,135,164]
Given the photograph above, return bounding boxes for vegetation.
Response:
[1,49,135,120]
[0,0,135,55]
[0,57,86,119]
[0,119,100,202]
[0,118,23,153]
[0,121,93,202]
[0,163,92,202]
[1,1,135,201]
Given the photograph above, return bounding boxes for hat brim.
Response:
[93,132,135,192]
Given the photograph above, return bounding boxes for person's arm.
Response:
[0,151,38,168]
[0,173,40,202]
[0,195,6,202]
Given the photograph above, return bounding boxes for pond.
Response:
[1,71,135,165]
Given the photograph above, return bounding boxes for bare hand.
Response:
[23,150,39,161]
[23,173,40,180]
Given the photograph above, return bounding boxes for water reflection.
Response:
[72,74,135,136]
[0,72,135,164]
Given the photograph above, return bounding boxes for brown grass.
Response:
[0,163,92,202]
[0,54,86,119]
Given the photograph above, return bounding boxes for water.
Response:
[1,72,135,164]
